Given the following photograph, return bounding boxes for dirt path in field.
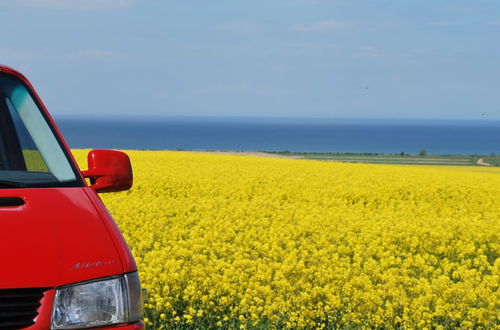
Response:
[477,158,492,166]
[188,151,303,159]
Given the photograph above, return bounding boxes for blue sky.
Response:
[1,0,499,120]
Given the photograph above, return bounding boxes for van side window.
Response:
[0,72,82,188]
[5,98,49,173]
[0,94,26,171]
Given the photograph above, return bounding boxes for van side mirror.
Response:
[82,149,133,193]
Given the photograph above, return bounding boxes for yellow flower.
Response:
[72,150,500,329]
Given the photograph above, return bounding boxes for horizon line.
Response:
[53,114,500,123]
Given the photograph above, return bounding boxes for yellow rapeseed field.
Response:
[73,150,500,329]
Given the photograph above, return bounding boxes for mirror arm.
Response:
[82,169,117,192]
[82,169,114,179]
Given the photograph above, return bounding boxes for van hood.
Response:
[0,188,124,289]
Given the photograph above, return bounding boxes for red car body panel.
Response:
[0,188,127,289]
[0,64,143,329]
[83,188,138,272]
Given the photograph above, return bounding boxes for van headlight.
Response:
[51,272,143,329]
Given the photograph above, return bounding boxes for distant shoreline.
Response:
[188,150,303,159]
[180,150,500,166]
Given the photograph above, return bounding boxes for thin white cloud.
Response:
[214,20,268,33]
[441,4,489,14]
[193,84,290,96]
[288,43,338,50]
[290,20,348,32]
[408,49,430,56]
[427,21,457,27]
[3,0,135,10]
[280,0,326,4]
[272,65,291,73]
[0,49,44,73]
[71,50,122,60]
[0,49,43,61]
[356,47,384,58]
[286,43,341,57]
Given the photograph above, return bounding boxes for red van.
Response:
[0,65,144,329]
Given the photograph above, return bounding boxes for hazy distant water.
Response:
[56,117,500,155]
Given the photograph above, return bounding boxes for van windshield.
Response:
[0,73,82,188]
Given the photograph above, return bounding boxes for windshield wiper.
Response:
[0,180,26,188]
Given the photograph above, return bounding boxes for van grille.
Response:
[0,288,47,330]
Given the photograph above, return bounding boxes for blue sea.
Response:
[55,116,500,155]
